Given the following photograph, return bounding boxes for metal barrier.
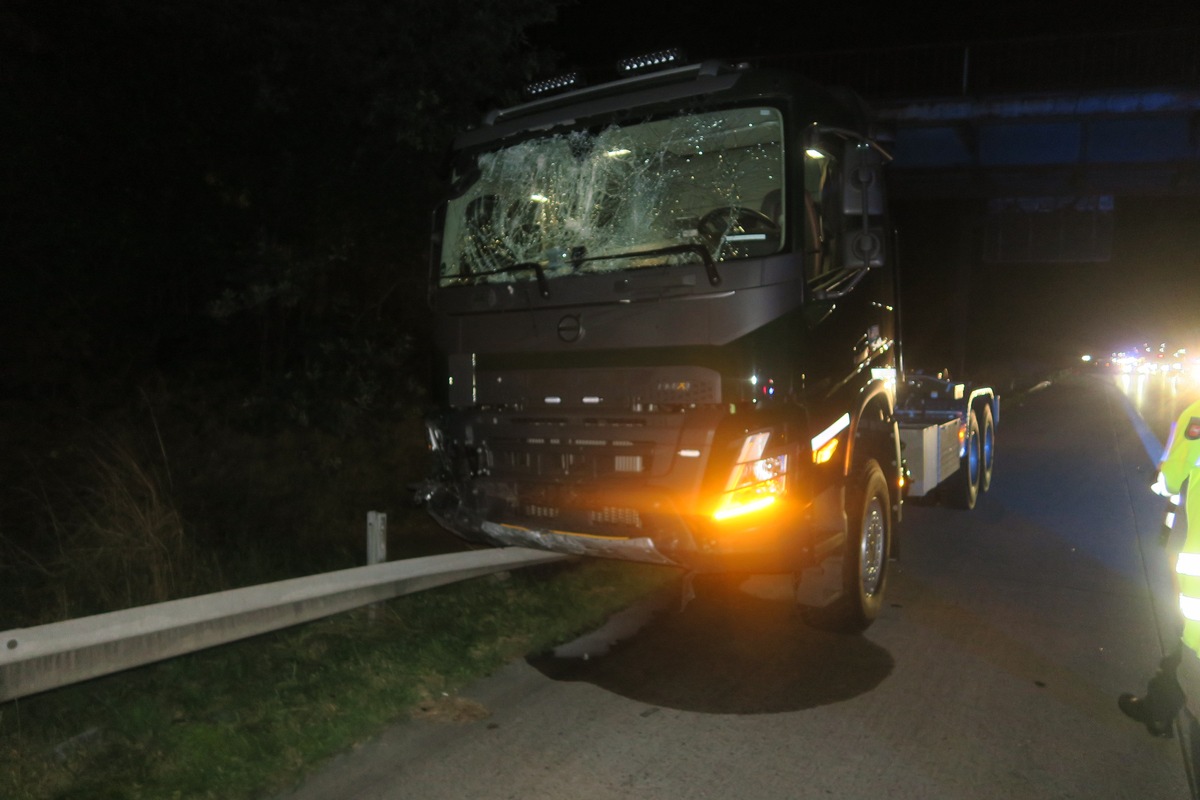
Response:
[0,547,569,702]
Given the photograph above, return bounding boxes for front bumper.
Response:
[479,521,679,565]
[420,480,685,566]
[420,479,839,575]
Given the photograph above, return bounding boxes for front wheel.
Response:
[808,459,892,633]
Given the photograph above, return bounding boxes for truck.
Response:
[416,51,998,632]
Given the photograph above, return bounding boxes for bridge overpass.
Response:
[771,28,1200,367]
[780,28,1200,198]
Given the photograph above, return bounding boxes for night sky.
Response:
[539,0,1198,67]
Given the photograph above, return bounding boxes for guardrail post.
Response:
[367,511,387,621]
[367,511,387,566]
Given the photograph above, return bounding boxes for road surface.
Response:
[281,374,1192,799]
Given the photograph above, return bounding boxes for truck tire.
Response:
[950,410,981,509]
[807,459,891,633]
[978,403,995,493]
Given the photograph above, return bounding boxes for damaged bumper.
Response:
[418,477,840,577]
[478,521,679,566]
[419,481,683,567]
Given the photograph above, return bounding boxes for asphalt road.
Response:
[282,375,1191,800]
[1113,368,1197,447]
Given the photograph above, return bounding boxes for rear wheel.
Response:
[978,404,995,493]
[950,410,981,509]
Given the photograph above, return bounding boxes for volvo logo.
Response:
[557,314,583,343]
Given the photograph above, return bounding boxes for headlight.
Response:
[712,432,788,521]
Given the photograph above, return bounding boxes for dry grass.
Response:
[52,438,217,615]
[0,428,221,623]
[0,392,451,626]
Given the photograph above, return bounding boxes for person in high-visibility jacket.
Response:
[1120,398,1200,737]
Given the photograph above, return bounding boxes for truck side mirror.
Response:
[842,226,885,268]
[841,142,885,216]
[841,140,887,270]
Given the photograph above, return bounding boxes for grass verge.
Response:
[0,558,677,800]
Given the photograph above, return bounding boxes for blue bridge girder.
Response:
[773,28,1200,199]
[874,87,1200,199]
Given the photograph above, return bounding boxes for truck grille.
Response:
[490,436,652,478]
[518,502,643,530]
[589,505,643,528]
[459,407,705,537]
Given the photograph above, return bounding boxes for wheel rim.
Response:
[967,426,979,486]
[860,497,886,597]
[982,421,994,474]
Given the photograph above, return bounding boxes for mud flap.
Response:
[794,554,844,608]
[796,483,847,608]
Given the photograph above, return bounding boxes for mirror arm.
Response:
[808,124,893,162]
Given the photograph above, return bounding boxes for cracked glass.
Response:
[439,107,785,288]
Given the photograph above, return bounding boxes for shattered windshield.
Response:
[438,107,785,288]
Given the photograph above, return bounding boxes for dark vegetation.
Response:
[0,0,562,625]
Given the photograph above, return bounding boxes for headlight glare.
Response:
[712,432,788,522]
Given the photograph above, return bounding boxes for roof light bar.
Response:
[525,71,584,98]
[618,48,685,74]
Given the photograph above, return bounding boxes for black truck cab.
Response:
[417,54,979,632]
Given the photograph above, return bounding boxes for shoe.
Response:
[1118,693,1174,738]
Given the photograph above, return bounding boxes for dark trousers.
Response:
[1145,644,1186,723]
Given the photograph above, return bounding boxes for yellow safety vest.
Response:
[1166,399,1200,653]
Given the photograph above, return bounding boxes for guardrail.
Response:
[0,547,569,703]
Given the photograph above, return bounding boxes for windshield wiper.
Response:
[575,243,722,287]
[472,261,551,298]
[468,243,719,299]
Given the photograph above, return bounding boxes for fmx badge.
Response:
[1187,417,1200,440]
